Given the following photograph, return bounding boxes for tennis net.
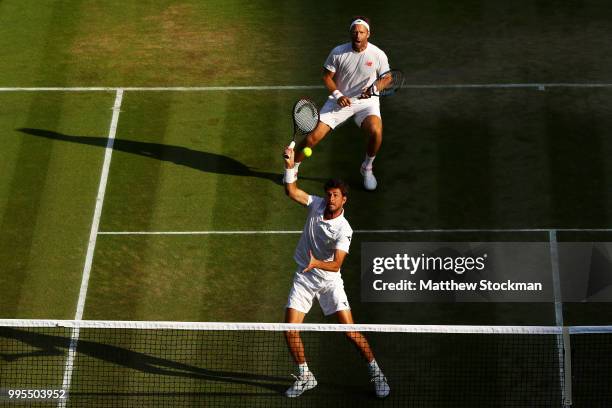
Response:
[0,320,609,407]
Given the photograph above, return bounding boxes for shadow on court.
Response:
[16,128,323,185]
[0,327,287,394]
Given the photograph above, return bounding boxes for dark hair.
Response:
[324,178,349,197]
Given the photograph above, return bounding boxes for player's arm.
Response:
[303,249,347,273]
[283,145,310,206]
[323,68,351,107]
[360,54,392,99]
[360,74,393,99]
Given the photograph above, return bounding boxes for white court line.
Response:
[1,83,612,92]
[548,230,572,406]
[409,83,612,89]
[58,89,124,408]
[0,86,322,92]
[549,230,565,327]
[97,228,612,235]
[98,230,303,235]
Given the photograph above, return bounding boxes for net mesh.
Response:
[0,320,609,407]
[570,327,612,407]
[292,99,318,134]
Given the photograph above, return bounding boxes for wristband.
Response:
[332,90,344,100]
[284,168,297,184]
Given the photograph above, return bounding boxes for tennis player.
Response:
[281,145,390,398]
[292,16,391,191]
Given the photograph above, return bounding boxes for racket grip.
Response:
[283,141,296,159]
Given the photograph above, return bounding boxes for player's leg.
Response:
[353,99,383,190]
[294,121,332,163]
[284,308,306,364]
[335,309,374,361]
[361,115,383,158]
[284,274,318,397]
[320,278,389,392]
[292,98,352,169]
[359,115,383,190]
[335,309,390,398]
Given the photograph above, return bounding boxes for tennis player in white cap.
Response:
[292,16,391,191]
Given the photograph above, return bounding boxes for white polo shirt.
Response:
[323,42,390,98]
[293,195,353,280]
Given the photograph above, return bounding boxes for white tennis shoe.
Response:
[360,165,377,190]
[285,372,317,397]
[371,372,390,398]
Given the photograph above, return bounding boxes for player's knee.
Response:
[308,124,330,145]
[366,129,382,146]
[307,132,323,146]
[285,331,303,347]
[345,331,360,341]
[285,330,300,340]
[363,125,381,139]
[346,332,370,349]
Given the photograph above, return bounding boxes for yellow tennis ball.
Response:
[302,147,312,157]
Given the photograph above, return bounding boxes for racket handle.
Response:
[283,141,296,159]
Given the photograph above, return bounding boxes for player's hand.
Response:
[337,95,351,107]
[359,87,373,99]
[303,250,317,272]
[283,145,294,169]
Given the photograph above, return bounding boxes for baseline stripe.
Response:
[1,83,612,92]
[98,230,303,235]
[97,228,612,235]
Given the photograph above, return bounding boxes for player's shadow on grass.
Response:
[17,128,322,185]
[0,327,287,395]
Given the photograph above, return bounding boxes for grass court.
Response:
[1,1,612,406]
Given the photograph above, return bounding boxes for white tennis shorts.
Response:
[286,270,350,316]
[319,96,381,129]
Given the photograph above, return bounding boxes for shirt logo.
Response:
[366,61,373,67]
[318,221,334,234]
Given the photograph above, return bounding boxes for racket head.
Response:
[292,98,319,135]
[372,69,404,97]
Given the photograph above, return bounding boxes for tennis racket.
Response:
[284,98,319,159]
[359,69,404,99]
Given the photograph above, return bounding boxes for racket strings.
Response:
[376,70,404,96]
[293,100,318,134]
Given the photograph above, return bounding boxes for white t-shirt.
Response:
[323,42,390,98]
[293,196,353,280]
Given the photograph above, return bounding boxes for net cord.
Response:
[0,319,574,334]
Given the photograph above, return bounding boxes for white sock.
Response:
[362,155,375,170]
[368,359,381,376]
[298,362,309,377]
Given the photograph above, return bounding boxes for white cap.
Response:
[349,18,370,32]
